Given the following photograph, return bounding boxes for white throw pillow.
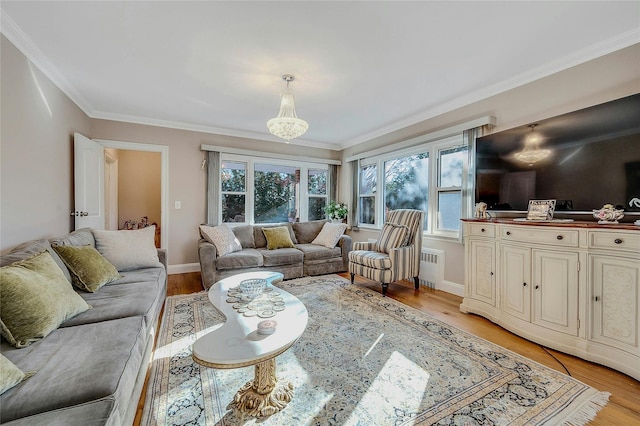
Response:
[199,224,242,256]
[311,223,347,248]
[93,226,161,271]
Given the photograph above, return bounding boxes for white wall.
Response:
[0,35,91,253]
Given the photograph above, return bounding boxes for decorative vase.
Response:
[592,204,624,224]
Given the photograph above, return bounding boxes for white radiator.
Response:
[419,248,445,289]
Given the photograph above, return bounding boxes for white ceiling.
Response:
[1,1,638,151]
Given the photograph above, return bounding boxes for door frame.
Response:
[94,139,169,250]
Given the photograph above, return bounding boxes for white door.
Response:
[73,133,105,229]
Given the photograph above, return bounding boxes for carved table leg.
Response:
[227,358,294,418]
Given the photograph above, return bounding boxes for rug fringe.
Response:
[559,391,611,426]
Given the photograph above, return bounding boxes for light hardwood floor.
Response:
[134,272,640,425]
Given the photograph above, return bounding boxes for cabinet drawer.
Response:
[466,222,495,237]
[589,231,640,254]
[500,225,579,247]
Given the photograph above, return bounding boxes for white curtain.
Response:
[349,159,359,230]
[461,125,491,242]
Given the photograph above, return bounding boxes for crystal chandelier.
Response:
[514,124,551,165]
[267,74,309,141]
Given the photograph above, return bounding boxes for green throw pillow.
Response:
[0,251,91,348]
[0,354,34,395]
[52,245,120,292]
[262,226,296,250]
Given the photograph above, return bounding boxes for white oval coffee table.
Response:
[192,271,308,418]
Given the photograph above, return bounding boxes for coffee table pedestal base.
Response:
[228,358,294,418]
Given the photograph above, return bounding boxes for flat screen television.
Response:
[475,93,640,220]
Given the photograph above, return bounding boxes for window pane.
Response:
[222,194,245,223]
[254,163,299,223]
[439,147,467,188]
[308,169,327,195]
[438,191,461,231]
[221,161,246,192]
[384,153,429,218]
[359,196,375,224]
[308,197,326,221]
[360,164,377,194]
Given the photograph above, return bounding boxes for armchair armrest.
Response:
[353,241,376,251]
[389,245,417,277]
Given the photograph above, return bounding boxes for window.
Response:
[356,135,467,237]
[307,169,328,220]
[359,163,377,225]
[437,146,467,231]
[221,161,246,223]
[216,154,331,224]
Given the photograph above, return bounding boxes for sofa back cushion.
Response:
[49,228,95,248]
[0,239,72,284]
[293,220,328,244]
[93,227,161,271]
[232,225,255,249]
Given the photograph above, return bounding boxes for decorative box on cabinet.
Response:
[460,219,640,380]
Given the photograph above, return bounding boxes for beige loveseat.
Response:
[198,220,352,289]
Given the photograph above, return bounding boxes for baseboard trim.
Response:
[168,263,200,275]
[438,280,464,297]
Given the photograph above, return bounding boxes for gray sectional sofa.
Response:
[0,228,167,425]
[198,220,352,289]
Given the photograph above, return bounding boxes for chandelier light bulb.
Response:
[514,124,551,165]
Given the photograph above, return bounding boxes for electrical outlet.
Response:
[175,201,181,209]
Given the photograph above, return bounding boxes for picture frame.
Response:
[526,199,556,221]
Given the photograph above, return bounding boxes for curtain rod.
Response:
[201,144,342,166]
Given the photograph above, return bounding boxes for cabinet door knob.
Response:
[481,228,485,232]
[595,296,600,302]
[523,282,527,287]
[556,235,563,240]
[490,272,494,276]
[614,238,623,244]
[535,285,539,290]
[506,231,511,236]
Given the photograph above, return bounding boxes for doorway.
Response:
[96,139,169,250]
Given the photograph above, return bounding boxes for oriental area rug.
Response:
[141,275,608,425]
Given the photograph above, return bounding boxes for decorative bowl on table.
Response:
[239,278,267,300]
[592,204,624,224]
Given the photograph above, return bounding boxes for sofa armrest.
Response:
[198,239,218,290]
[157,248,168,271]
[337,235,353,271]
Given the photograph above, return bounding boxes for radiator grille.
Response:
[419,248,445,289]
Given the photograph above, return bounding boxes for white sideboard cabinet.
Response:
[460,219,640,380]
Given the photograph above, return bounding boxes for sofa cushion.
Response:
[0,251,91,348]
[0,239,72,283]
[258,248,303,267]
[348,250,392,270]
[93,227,161,271]
[0,316,147,424]
[293,220,328,244]
[295,243,342,261]
[311,222,347,248]
[262,226,296,250]
[216,249,263,270]
[199,224,242,256]
[61,267,166,330]
[375,223,410,254]
[52,245,120,292]
[49,228,95,248]
[232,225,255,248]
[253,223,297,248]
[0,354,34,395]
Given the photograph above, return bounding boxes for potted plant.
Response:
[325,201,348,223]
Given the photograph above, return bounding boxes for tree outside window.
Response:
[384,153,429,226]
[221,161,246,223]
[254,163,299,223]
